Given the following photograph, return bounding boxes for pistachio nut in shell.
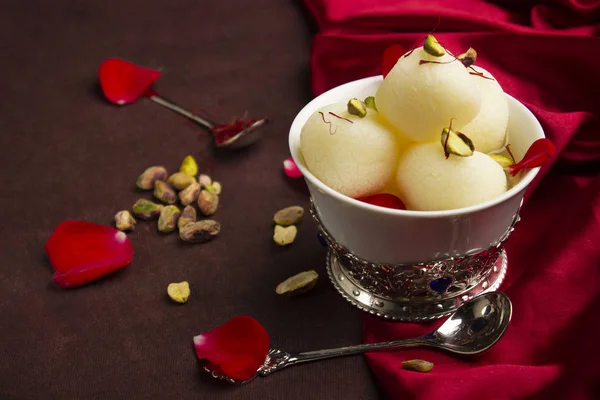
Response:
[275,270,319,296]
[132,199,163,220]
[153,180,177,204]
[273,206,304,226]
[167,172,196,191]
[179,182,201,206]
[136,166,168,190]
[158,205,181,233]
[167,281,190,304]
[273,225,297,246]
[198,190,219,216]
[179,155,198,177]
[179,220,221,243]
[114,210,136,231]
[178,205,197,230]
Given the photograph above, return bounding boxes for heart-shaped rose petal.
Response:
[98,58,161,105]
[357,193,406,210]
[283,157,303,178]
[382,44,406,78]
[193,316,270,381]
[507,138,555,176]
[45,220,134,288]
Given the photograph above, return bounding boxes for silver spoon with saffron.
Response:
[145,89,268,150]
[205,291,512,384]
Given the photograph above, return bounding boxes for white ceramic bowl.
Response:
[289,76,544,265]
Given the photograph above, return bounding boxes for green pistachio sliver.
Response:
[347,98,367,118]
[441,128,475,158]
[401,359,434,373]
[423,35,445,57]
[488,154,514,168]
[364,96,377,111]
[275,270,319,296]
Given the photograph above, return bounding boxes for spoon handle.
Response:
[146,94,214,130]
[260,338,426,376]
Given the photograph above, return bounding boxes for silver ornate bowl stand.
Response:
[312,202,518,321]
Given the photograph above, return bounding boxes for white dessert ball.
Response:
[375,46,481,143]
[396,142,507,211]
[300,103,399,198]
[460,65,509,153]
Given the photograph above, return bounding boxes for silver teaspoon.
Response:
[145,92,267,150]
[205,291,512,385]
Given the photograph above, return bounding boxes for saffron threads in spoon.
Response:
[211,112,266,145]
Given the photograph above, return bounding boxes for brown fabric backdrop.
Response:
[0,1,380,398]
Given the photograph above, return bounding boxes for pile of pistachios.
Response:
[114,155,222,244]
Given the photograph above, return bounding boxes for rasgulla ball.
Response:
[300,103,399,198]
[396,142,507,211]
[375,46,481,143]
[460,66,509,153]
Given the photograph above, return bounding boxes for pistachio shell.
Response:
[275,270,319,296]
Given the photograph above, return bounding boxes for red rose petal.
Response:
[98,58,161,105]
[507,138,555,176]
[356,193,406,210]
[45,220,134,288]
[382,44,406,78]
[283,157,303,178]
[193,316,270,381]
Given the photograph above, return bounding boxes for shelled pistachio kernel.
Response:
[364,96,377,111]
[178,205,197,230]
[273,225,297,246]
[488,154,514,168]
[132,199,163,220]
[206,181,222,195]
[114,210,136,231]
[401,360,434,373]
[458,47,477,67]
[158,205,181,233]
[153,180,178,204]
[136,166,168,190]
[179,220,220,243]
[347,98,367,118]
[167,172,196,191]
[179,182,201,206]
[167,281,190,304]
[275,270,319,296]
[273,206,304,226]
[198,174,212,188]
[179,155,198,177]
[423,34,445,57]
[441,128,474,158]
[198,190,219,216]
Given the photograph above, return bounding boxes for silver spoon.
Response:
[146,92,267,149]
[205,291,512,384]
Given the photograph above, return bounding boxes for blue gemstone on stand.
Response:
[317,232,328,248]
[430,277,453,294]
